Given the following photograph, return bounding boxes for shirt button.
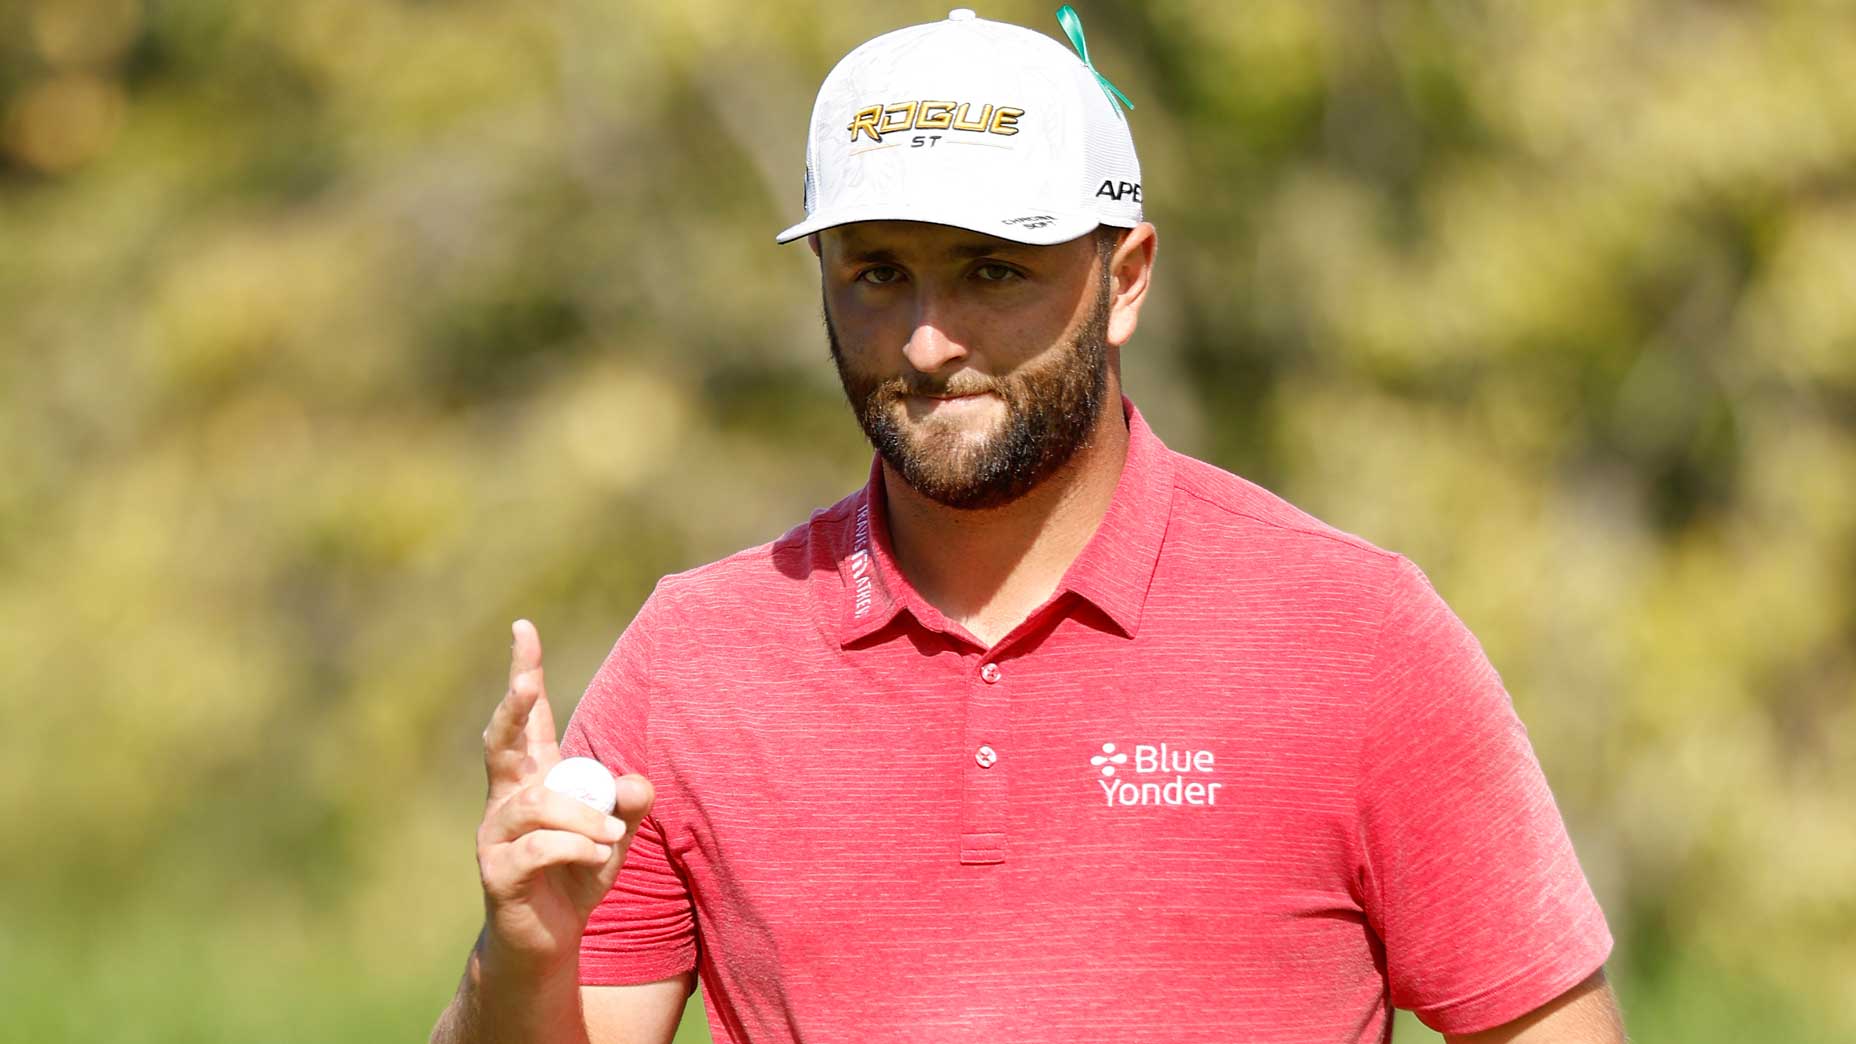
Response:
[975,745,998,768]
[980,662,1002,683]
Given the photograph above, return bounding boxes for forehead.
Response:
[821,220,1075,263]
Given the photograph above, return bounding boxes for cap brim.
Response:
[775,203,1102,247]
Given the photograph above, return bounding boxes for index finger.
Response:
[483,619,549,795]
[509,617,544,691]
[512,619,561,768]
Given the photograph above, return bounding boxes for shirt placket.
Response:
[959,655,1012,865]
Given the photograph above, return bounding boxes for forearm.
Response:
[431,929,591,1044]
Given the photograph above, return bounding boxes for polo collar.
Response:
[1055,398,1174,638]
[834,462,913,646]
[830,397,1174,647]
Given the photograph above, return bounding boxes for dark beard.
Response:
[826,273,1112,510]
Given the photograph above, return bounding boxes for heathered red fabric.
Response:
[560,400,1612,1043]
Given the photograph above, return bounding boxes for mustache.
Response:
[871,372,1000,400]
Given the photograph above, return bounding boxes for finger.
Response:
[483,620,547,797]
[508,618,543,690]
[572,826,637,909]
[482,676,543,796]
[558,777,657,912]
[484,830,615,893]
[510,619,561,773]
[481,784,629,847]
[522,674,561,772]
[486,620,544,753]
[558,778,656,910]
[611,774,656,833]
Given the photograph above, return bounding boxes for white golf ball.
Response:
[544,757,617,816]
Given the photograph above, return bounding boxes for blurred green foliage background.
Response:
[2,1,1852,1041]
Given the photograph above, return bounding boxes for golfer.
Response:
[432,8,1627,1043]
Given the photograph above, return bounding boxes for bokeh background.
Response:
[3,1,1852,1041]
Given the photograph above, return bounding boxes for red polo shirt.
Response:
[561,400,1611,1043]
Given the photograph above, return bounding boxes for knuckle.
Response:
[505,787,531,816]
[482,867,518,900]
[518,832,554,864]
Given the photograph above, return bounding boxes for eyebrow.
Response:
[837,240,1028,265]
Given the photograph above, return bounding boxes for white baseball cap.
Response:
[775,7,1143,247]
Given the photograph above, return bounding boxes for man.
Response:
[433,9,1627,1044]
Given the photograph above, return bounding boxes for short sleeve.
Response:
[559,591,700,986]
[1357,557,1612,1035]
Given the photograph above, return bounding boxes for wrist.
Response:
[470,926,582,1000]
[462,930,588,1043]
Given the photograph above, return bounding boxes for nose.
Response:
[901,293,968,374]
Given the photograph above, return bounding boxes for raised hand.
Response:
[474,619,654,979]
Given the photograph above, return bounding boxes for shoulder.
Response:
[634,488,860,634]
[1161,448,1404,582]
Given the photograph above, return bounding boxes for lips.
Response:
[907,391,994,406]
[899,384,991,396]
[899,390,998,422]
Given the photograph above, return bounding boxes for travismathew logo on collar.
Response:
[848,504,874,618]
[1091,741,1223,807]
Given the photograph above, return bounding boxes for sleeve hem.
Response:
[1412,922,1614,1036]
[577,948,698,988]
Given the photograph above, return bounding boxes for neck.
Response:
[883,395,1131,648]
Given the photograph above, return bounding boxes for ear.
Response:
[1105,223,1157,349]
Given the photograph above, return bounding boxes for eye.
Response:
[856,265,904,286]
[974,262,1022,283]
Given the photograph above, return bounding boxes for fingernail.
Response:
[594,844,613,861]
[605,817,627,839]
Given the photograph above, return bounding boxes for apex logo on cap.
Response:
[1096,179,1141,202]
[847,100,1026,144]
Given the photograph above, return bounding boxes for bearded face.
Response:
[826,264,1112,510]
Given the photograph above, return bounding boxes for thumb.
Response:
[569,774,657,910]
[602,774,656,874]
